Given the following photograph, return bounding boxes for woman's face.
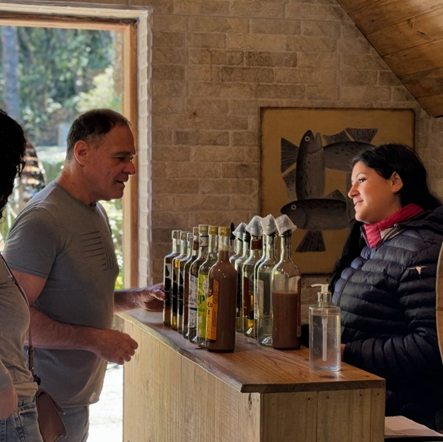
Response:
[348,161,403,224]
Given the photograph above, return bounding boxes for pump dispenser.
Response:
[309,284,341,372]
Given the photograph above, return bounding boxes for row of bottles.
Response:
[162,214,304,353]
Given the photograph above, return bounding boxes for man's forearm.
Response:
[114,288,142,312]
[27,307,102,352]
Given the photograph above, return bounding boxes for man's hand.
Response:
[90,329,139,365]
[0,384,18,419]
[138,283,165,311]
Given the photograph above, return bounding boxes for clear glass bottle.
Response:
[183,227,199,338]
[256,231,278,346]
[207,226,238,353]
[309,284,341,371]
[178,231,193,334]
[189,225,208,343]
[242,217,262,338]
[234,230,250,332]
[197,225,218,348]
[230,222,246,266]
[171,231,187,330]
[163,230,180,327]
[271,223,301,350]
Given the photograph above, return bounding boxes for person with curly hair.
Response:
[0,109,43,441]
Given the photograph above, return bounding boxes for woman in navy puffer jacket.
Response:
[331,143,443,430]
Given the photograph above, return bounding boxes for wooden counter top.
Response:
[121,309,385,395]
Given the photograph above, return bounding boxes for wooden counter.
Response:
[121,309,385,442]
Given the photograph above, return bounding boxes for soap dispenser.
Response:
[309,284,341,372]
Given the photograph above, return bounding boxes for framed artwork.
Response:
[260,108,415,275]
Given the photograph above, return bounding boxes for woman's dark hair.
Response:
[329,143,441,292]
[353,143,441,211]
[66,108,130,161]
[0,109,26,220]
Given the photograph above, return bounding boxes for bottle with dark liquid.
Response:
[163,230,181,326]
[255,215,278,346]
[197,225,218,348]
[171,231,187,330]
[207,226,238,353]
[189,225,208,343]
[271,215,301,350]
[234,230,250,332]
[177,231,192,333]
[183,227,199,338]
[242,217,263,338]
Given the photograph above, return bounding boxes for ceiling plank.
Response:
[367,7,443,56]
[415,94,443,117]
[345,0,443,35]
[337,0,381,13]
[400,67,443,99]
[384,39,443,76]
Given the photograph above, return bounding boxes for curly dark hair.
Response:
[0,109,26,220]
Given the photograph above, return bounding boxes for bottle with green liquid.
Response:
[163,230,181,326]
[196,225,218,348]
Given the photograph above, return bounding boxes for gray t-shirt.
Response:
[0,257,36,398]
[4,181,118,407]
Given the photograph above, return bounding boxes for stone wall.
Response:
[11,0,443,286]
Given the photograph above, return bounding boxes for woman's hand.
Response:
[0,384,18,419]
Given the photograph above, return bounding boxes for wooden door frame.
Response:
[0,2,150,288]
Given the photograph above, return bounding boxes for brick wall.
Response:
[18,0,443,286]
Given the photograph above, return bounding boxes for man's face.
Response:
[85,124,136,202]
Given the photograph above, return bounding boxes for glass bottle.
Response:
[271,227,301,350]
[197,225,218,348]
[171,231,187,330]
[256,231,278,346]
[234,230,250,332]
[207,226,238,353]
[230,222,246,266]
[242,218,262,338]
[189,225,208,343]
[177,231,192,334]
[183,227,199,338]
[163,230,180,326]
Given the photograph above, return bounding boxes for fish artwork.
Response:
[280,127,378,252]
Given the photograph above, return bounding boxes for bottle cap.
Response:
[246,216,263,237]
[233,222,246,238]
[171,230,181,239]
[218,226,230,236]
[198,224,209,235]
[311,284,332,306]
[209,225,219,235]
[275,214,297,236]
[193,226,199,236]
[261,214,278,236]
[180,231,188,240]
[187,232,193,242]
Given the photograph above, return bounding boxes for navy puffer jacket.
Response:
[332,205,443,420]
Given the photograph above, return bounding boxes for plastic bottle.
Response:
[271,215,301,350]
[309,284,341,371]
[206,226,238,352]
[163,230,181,326]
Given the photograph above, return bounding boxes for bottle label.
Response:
[189,274,198,328]
[197,274,209,339]
[206,279,219,340]
[164,263,171,308]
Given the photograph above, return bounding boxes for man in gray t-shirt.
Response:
[4,109,164,442]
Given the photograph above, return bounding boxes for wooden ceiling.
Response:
[337,0,443,117]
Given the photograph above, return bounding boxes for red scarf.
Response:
[363,203,424,248]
